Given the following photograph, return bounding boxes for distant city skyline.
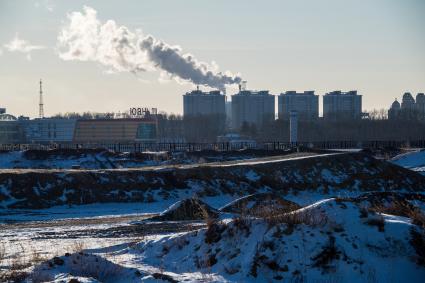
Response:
[1,0,424,118]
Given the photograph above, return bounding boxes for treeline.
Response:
[156,113,425,143]
[52,111,133,119]
[52,110,425,143]
[157,113,225,143]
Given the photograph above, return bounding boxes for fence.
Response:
[1,140,424,153]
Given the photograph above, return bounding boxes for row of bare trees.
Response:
[52,109,425,143]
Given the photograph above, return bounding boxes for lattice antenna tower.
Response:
[39,79,44,118]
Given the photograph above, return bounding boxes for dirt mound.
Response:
[150,198,219,221]
[220,193,300,216]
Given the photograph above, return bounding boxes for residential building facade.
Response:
[323,90,362,120]
[278,91,319,120]
[231,90,275,129]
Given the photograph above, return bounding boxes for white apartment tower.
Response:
[278,91,319,120]
[231,90,275,129]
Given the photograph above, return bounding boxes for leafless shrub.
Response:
[204,218,226,244]
[29,251,45,267]
[365,216,385,232]
[0,241,5,264]
[410,228,425,266]
[1,253,30,283]
[371,200,417,218]
[263,206,328,228]
[359,205,369,218]
[408,209,425,229]
[311,236,341,270]
[0,270,28,282]
[370,199,425,229]
[223,264,240,275]
[69,241,85,253]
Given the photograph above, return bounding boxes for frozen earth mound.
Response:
[150,198,219,221]
[219,192,301,216]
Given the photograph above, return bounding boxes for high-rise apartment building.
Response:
[278,91,319,120]
[231,90,275,129]
[323,90,362,120]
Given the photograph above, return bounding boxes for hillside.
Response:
[28,194,425,282]
[1,152,424,209]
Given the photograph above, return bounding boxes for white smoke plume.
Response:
[4,34,46,60]
[57,6,242,91]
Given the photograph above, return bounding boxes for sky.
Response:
[0,0,424,118]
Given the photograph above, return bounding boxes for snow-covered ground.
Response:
[0,150,163,170]
[391,149,425,175]
[2,195,421,283]
[1,191,424,282]
[1,152,425,282]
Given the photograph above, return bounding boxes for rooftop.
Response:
[235,90,270,96]
[185,90,223,96]
[325,90,359,96]
[281,91,316,95]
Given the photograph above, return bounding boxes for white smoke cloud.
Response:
[57,6,242,91]
[34,0,55,12]
[4,34,46,60]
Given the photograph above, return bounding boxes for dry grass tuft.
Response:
[69,241,86,253]
[263,206,328,228]
[408,210,425,229]
[0,242,5,264]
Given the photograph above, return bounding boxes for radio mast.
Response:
[39,79,44,118]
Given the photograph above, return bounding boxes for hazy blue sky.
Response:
[0,0,424,118]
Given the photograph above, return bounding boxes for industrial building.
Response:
[278,91,319,121]
[0,109,23,144]
[323,91,362,120]
[20,118,77,143]
[73,118,157,143]
[231,89,275,129]
[183,89,226,117]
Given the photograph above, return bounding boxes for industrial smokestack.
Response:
[57,6,243,91]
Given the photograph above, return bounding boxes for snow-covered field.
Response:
[1,151,425,282]
[0,150,165,170]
